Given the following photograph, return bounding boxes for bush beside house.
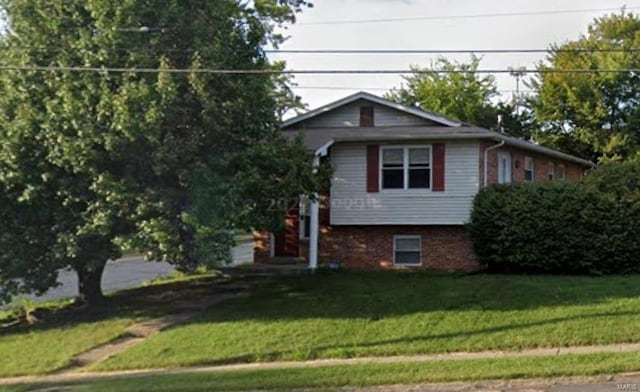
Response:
[468,163,640,274]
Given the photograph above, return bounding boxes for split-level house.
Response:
[254,92,594,271]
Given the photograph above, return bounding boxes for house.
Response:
[253,92,594,271]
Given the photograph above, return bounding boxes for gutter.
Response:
[483,139,505,188]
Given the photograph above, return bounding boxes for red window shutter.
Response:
[432,143,445,192]
[366,145,380,193]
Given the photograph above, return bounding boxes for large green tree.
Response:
[531,11,640,162]
[0,0,320,305]
[387,56,502,130]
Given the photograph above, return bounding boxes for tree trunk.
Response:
[76,260,107,306]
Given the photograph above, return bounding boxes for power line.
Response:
[296,6,640,26]
[267,48,640,54]
[293,86,536,93]
[0,65,639,75]
[7,47,640,55]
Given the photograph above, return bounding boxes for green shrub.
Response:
[468,180,640,274]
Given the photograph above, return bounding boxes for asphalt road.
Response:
[16,242,253,304]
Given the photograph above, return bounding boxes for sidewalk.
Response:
[3,341,640,386]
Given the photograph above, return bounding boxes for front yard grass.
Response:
[15,351,640,391]
[0,273,224,377]
[95,272,640,371]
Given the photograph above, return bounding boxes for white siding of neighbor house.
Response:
[302,102,437,128]
[330,141,480,225]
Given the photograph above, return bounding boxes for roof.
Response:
[284,126,595,167]
[282,92,595,167]
[282,91,462,128]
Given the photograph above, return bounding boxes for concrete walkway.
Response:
[64,285,249,373]
[3,341,640,387]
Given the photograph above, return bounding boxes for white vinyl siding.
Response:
[302,102,438,128]
[330,141,480,225]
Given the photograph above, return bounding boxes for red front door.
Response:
[273,202,299,257]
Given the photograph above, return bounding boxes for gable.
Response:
[283,92,461,130]
[294,101,442,129]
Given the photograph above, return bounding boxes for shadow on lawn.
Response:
[182,308,640,366]
[200,270,640,322]
[0,275,230,338]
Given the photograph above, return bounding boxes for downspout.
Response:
[483,139,505,188]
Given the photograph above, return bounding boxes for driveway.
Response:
[15,242,253,304]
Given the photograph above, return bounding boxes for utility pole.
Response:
[508,66,527,115]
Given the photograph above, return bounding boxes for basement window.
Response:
[393,235,422,265]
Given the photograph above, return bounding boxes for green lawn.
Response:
[13,351,640,391]
[95,272,640,371]
[0,274,226,377]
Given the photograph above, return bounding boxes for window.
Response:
[299,198,311,239]
[524,156,535,182]
[497,151,512,184]
[409,148,431,188]
[381,146,431,190]
[393,235,421,265]
[548,163,556,181]
[558,164,566,181]
[360,106,374,127]
[382,148,404,189]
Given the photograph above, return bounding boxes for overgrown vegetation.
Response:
[469,162,640,274]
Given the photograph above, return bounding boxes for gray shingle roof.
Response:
[283,126,594,167]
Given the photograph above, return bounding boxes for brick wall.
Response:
[479,141,585,186]
[255,143,589,271]
[318,225,479,272]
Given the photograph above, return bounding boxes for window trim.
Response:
[548,163,556,181]
[299,197,310,240]
[393,235,422,266]
[497,151,512,184]
[379,145,433,192]
[524,156,535,182]
[558,164,566,181]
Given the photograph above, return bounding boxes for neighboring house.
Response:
[254,92,594,271]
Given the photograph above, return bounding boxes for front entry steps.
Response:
[219,263,311,278]
[269,256,305,265]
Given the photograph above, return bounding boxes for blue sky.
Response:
[270,0,640,109]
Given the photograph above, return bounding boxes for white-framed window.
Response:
[548,163,556,181]
[393,235,422,265]
[381,146,431,190]
[299,197,311,240]
[524,156,535,182]
[497,151,512,184]
[558,164,566,181]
